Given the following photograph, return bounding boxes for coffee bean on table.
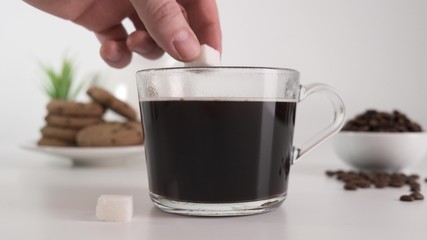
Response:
[326,169,424,202]
[400,195,414,202]
[354,180,370,188]
[389,180,405,188]
[409,174,419,180]
[410,182,421,192]
[406,178,416,184]
[410,192,424,200]
[344,183,357,191]
[374,182,387,189]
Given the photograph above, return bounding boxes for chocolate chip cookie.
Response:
[45,114,103,129]
[41,126,78,142]
[47,100,104,117]
[87,86,136,120]
[76,122,143,147]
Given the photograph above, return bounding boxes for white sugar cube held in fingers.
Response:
[184,44,221,67]
[96,195,133,222]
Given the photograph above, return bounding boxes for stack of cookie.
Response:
[38,86,144,147]
[39,101,104,146]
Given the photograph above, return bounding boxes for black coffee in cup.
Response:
[136,67,345,216]
[140,100,296,203]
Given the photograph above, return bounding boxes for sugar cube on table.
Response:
[184,44,221,67]
[96,195,133,222]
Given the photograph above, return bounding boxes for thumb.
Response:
[130,0,200,61]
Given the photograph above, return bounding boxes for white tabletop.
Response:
[1,142,426,240]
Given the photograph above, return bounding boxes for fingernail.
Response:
[172,30,200,60]
[106,51,122,62]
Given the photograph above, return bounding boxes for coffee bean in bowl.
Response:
[333,110,427,171]
[342,110,422,132]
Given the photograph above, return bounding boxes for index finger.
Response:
[180,0,222,53]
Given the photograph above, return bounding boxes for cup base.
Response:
[150,192,286,216]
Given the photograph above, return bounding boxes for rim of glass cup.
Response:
[136,66,301,102]
[136,66,300,75]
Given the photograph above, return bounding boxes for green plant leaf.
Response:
[39,57,90,100]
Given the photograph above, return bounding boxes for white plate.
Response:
[21,142,145,166]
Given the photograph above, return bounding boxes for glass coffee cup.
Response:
[136,67,345,216]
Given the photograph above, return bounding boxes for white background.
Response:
[1,0,427,154]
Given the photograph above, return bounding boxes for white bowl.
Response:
[333,132,427,171]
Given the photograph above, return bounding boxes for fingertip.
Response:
[130,0,200,62]
[127,31,165,60]
[172,29,200,61]
[100,41,132,68]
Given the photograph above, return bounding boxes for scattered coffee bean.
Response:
[410,182,421,192]
[410,192,424,200]
[389,180,405,188]
[374,182,387,189]
[406,178,416,184]
[344,183,357,191]
[409,174,419,180]
[400,195,414,202]
[354,180,371,188]
[342,110,423,132]
[325,170,335,177]
[326,170,424,203]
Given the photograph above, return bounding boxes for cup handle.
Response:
[292,83,346,164]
